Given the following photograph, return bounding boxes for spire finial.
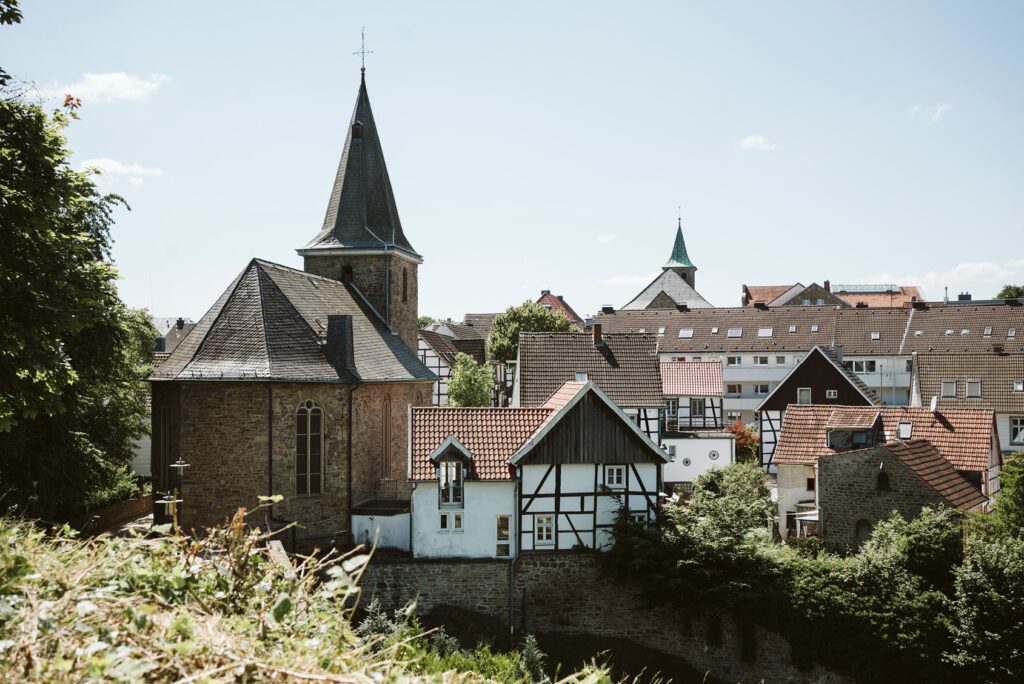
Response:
[677,205,682,229]
[353,27,373,75]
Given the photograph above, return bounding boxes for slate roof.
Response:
[773,405,996,472]
[410,381,583,480]
[160,322,197,354]
[517,332,663,408]
[536,290,585,327]
[660,361,723,397]
[596,302,1024,355]
[915,353,1024,413]
[823,440,986,510]
[151,259,433,383]
[418,329,486,366]
[299,74,419,260]
[622,269,713,310]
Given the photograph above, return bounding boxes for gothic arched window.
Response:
[296,400,323,495]
[877,471,890,491]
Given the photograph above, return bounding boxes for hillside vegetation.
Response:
[0,507,603,683]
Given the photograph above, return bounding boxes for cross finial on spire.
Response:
[677,205,682,228]
[353,27,372,75]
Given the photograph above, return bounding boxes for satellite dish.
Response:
[930,396,938,412]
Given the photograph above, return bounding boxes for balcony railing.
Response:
[661,415,723,432]
[352,480,413,513]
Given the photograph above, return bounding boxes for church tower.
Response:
[663,220,697,290]
[298,70,421,351]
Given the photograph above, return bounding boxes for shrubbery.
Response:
[604,462,1024,683]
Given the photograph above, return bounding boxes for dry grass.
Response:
[0,506,612,683]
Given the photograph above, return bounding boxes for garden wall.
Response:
[360,552,849,683]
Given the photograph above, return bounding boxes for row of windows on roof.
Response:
[672,325,821,339]
[940,379,1024,397]
[938,327,1017,337]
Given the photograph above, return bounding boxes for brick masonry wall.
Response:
[360,554,849,683]
[819,450,947,551]
[304,253,419,351]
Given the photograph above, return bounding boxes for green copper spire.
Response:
[663,219,695,269]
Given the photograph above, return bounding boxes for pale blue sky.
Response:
[5,1,1023,321]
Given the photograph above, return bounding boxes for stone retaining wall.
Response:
[360,553,849,684]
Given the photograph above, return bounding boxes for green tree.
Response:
[996,284,1024,299]
[446,353,492,407]
[0,67,155,518]
[417,315,435,328]
[992,452,1024,537]
[487,300,579,364]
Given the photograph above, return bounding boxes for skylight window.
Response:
[966,380,982,398]
[1014,380,1024,393]
[727,328,742,338]
[897,422,913,440]
[1010,328,1017,338]
[914,330,923,336]
[941,381,957,398]
[984,327,993,337]
[870,332,881,341]
[758,327,773,338]
[788,325,797,333]
[575,372,589,382]
[711,326,719,334]
[638,328,646,333]
[657,326,666,337]
[678,328,694,339]
[961,329,970,336]
[945,330,954,336]
[811,325,820,333]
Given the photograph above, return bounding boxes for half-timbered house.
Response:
[755,345,882,469]
[513,327,664,442]
[659,361,735,485]
[416,329,487,405]
[405,381,667,558]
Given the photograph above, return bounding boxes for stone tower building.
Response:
[297,71,420,351]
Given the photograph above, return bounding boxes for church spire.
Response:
[663,219,695,269]
[299,70,420,260]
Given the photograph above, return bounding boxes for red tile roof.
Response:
[410,381,584,481]
[825,408,880,429]
[660,361,723,397]
[774,405,996,472]
[536,291,585,327]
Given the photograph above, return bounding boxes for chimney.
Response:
[600,305,614,314]
[824,279,831,293]
[176,317,185,330]
[676,304,689,312]
[834,345,843,363]
[958,292,972,301]
[541,289,551,296]
[592,323,603,346]
[325,315,356,377]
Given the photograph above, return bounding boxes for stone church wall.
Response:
[360,554,849,683]
[304,252,419,351]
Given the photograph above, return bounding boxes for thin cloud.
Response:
[38,72,170,104]
[81,157,164,186]
[594,234,617,243]
[867,259,1020,299]
[602,273,657,286]
[911,103,951,123]
[736,135,779,152]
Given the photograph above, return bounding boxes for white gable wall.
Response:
[661,434,735,483]
[411,480,517,558]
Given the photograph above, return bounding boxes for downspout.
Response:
[348,382,359,545]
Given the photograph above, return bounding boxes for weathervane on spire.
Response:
[353,27,372,74]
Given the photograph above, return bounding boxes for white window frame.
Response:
[657,326,666,337]
[826,389,838,399]
[788,325,797,333]
[535,515,554,545]
[727,328,742,338]
[776,356,787,365]
[606,465,626,488]
[678,328,694,339]
[811,325,820,333]
[690,397,706,417]
[758,327,773,338]
[1011,417,1024,445]
[754,384,770,395]
[897,421,913,440]
[726,384,743,396]
[941,381,957,398]
[1014,380,1024,393]
[439,461,464,508]
[496,515,511,557]
[753,356,769,365]
[726,356,742,366]
[711,326,719,334]
[797,387,812,404]
[575,371,589,382]
[630,512,648,526]
[870,332,881,341]
[665,397,679,417]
